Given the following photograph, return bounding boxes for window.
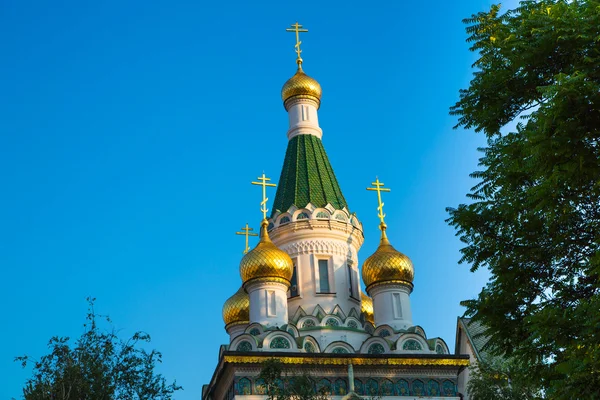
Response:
[348,265,359,299]
[318,259,330,293]
[392,293,402,319]
[289,261,299,298]
[267,290,276,316]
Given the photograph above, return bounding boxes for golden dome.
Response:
[240,220,293,286]
[222,287,249,327]
[362,227,414,292]
[361,292,374,324]
[281,65,322,107]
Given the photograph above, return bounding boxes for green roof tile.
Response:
[272,135,347,215]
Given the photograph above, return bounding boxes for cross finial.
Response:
[235,223,258,254]
[285,22,308,66]
[366,177,391,229]
[251,173,277,220]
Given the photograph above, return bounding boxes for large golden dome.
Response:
[361,292,374,324]
[222,287,249,328]
[281,65,322,107]
[240,220,293,286]
[362,227,414,292]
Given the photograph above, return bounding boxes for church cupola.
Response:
[222,287,250,340]
[241,174,294,328]
[362,179,414,330]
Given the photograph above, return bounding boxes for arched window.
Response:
[302,319,316,328]
[335,214,347,222]
[269,337,291,349]
[381,379,393,396]
[332,347,349,354]
[402,339,422,351]
[347,320,358,329]
[442,380,456,396]
[366,379,379,396]
[427,380,440,396]
[317,379,331,394]
[237,378,251,395]
[395,379,409,396]
[249,328,261,336]
[279,216,291,224]
[236,341,252,352]
[316,211,329,219]
[304,341,316,353]
[378,329,390,337]
[333,379,347,395]
[296,212,309,220]
[325,318,339,327]
[368,343,385,354]
[436,343,445,354]
[412,380,425,396]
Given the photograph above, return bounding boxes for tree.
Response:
[257,359,330,400]
[16,298,182,400]
[448,1,600,398]
[467,357,542,400]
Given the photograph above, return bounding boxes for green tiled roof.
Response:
[272,134,347,215]
[459,317,498,364]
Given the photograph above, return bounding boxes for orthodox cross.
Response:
[366,177,391,227]
[236,223,258,254]
[286,22,308,64]
[251,173,277,220]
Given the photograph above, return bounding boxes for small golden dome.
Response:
[240,220,293,286]
[222,287,249,327]
[362,227,414,292]
[281,65,322,107]
[361,292,374,324]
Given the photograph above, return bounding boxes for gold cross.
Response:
[366,177,391,227]
[251,173,277,220]
[286,22,308,65]
[236,223,258,254]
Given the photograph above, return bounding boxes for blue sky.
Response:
[0,0,517,398]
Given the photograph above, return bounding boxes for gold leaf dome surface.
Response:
[362,229,414,291]
[240,221,293,285]
[281,66,322,106]
[361,292,374,324]
[222,287,249,327]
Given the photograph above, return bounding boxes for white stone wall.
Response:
[370,283,413,330]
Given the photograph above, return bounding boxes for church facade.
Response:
[202,24,470,400]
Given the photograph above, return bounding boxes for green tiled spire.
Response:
[272,135,348,215]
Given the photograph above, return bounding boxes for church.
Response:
[202,23,472,400]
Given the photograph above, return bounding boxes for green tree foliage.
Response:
[467,357,542,400]
[16,299,182,400]
[448,1,600,398]
[258,359,329,400]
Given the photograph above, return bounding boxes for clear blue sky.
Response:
[1,0,517,398]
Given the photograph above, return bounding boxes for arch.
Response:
[365,378,379,396]
[320,315,343,327]
[300,335,321,354]
[230,334,258,352]
[255,378,266,395]
[334,213,348,222]
[359,337,390,354]
[395,379,410,396]
[279,216,291,224]
[296,212,309,220]
[368,343,385,354]
[427,380,440,396]
[316,378,331,395]
[282,323,299,337]
[236,341,252,352]
[298,316,319,329]
[434,338,450,354]
[323,341,355,354]
[333,379,347,395]
[237,377,252,395]
[315,210,330,219]
[402,339,422,351]
[411,379,425,396]
[262,331,297,351]
[244,323,264,336]
[354,379,364,395]
[442,380,456,396]
[380,379,393,396]
[345,317,360,329]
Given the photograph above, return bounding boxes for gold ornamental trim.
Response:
[366,279,414,293]
[243,276,291,288]
[223,354,470,367]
